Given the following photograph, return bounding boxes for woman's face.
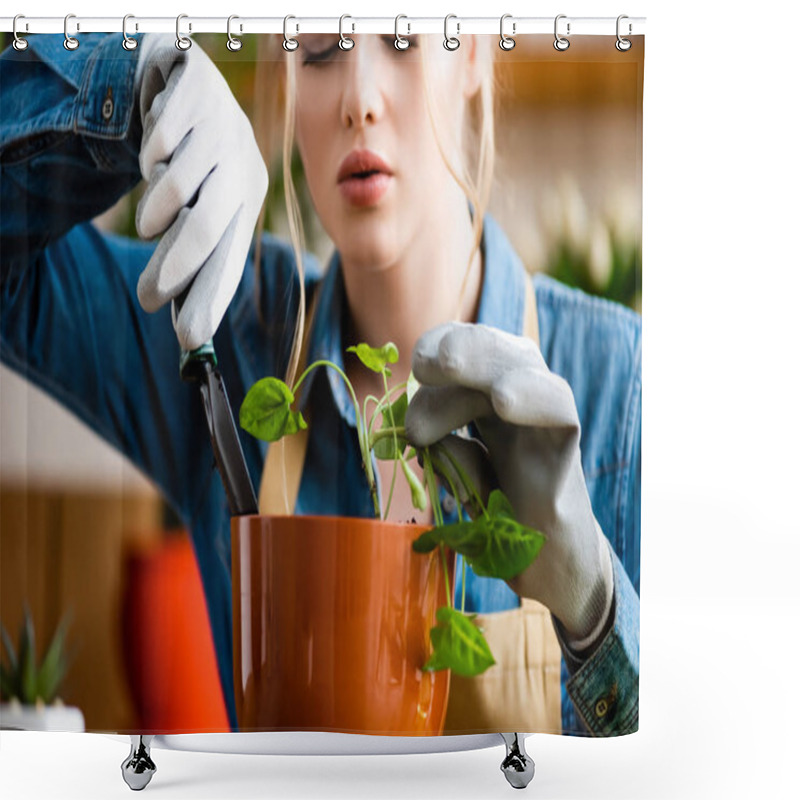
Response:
[292,35,484,272]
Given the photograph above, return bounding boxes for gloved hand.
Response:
[133,35,268,351]
[405,322,614,650]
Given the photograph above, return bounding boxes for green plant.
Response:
[0,605,74,705]
[240,342,546,678]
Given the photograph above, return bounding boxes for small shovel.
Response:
[172,292,259,517]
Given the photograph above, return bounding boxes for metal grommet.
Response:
[339,14,355,50]
[499,14,516,51]
[283,15,299,52]
[176,14,192,51]
[394,15,410,50]
[616,14,632,51]
[122,14,138,51]
[63,13,79,51]
[12,15,28,51]
[227,15,242,51]
[553,14,570,51]
[443,14,460,51]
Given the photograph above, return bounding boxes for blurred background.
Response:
[1,34,642,732]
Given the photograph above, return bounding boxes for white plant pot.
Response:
[0,698,85,732]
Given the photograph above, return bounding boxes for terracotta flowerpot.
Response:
[231,515,454,735]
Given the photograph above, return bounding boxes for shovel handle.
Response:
[172,289,217,382]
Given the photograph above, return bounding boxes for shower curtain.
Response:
[0,27,642,740]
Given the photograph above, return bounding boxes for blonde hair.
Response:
[252,36,496,391]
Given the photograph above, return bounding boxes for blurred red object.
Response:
[122,530,230,733]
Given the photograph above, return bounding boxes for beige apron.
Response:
[257,277,562,735]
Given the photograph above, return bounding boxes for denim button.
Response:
[594,698,609,718]
[102,88,114,121]
[442,493,456,514]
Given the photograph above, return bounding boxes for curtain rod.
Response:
[1,16,646,37]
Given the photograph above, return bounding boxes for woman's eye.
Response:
[301,34,419,65]
[300,36,339,66]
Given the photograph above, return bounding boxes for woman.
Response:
[0,31,640,737]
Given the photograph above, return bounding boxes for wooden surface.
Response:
[0,485,162,731]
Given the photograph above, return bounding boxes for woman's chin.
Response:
[338,242,398,275]
[333,220,404,273]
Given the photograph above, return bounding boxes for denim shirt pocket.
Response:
[1,33,141,173]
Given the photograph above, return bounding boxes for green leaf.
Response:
[468,517,545,581]
[373,392,408,460]
[412,518,487,558]
[20,609,37,704]
[239,377,307,442]
[423,606,495,677]
[411,511,545,581]
[0,662,18,701]
[0,619,18,675]
[411,527,439,554]
[487,489,516,520]
[346,342,399,374]
[37,615,70,704]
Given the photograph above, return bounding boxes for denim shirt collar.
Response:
[304,211,529,427]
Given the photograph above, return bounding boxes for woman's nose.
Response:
[340,42,386,130]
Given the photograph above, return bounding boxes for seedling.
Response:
[0,605,74,706]
[239,342,546,677]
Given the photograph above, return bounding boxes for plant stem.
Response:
[383,463,400,521]
[367,380,408,441]
[439,443,488,518]
[421,447,452,607]
[461,557,466,614]
[380,371,400,521]
[363,394,382,437]
[421,448,444,528]
[430,452,466,611]
[430,453,463,522]
[439,543,452,609]
[370,426,405,446]
[293,359,378,515]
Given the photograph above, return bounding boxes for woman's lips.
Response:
[337,149,393,208]
[338,172,392,207]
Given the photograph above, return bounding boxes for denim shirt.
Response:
[1,34,640,738]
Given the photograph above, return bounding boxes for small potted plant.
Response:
[235,343,545,734]
[0,605,84,732]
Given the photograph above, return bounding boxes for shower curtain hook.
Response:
[444,14,460,51]
[122,15,138,51]
[283,15,299,51]
[12,15,28,51]
[63,13,79,50]
[394,15,410,50]
[616,15,632,51]
[499,14,516,50]
[339,14,355,50]
[553,14,570,51]
[175,14,192,50]
[227,15,243,51]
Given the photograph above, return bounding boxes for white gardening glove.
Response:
[133,34,268,351]
[405,322,614,651]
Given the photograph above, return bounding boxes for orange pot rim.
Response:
[231,513,434,534]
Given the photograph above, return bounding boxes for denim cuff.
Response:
[553,541,640,735]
